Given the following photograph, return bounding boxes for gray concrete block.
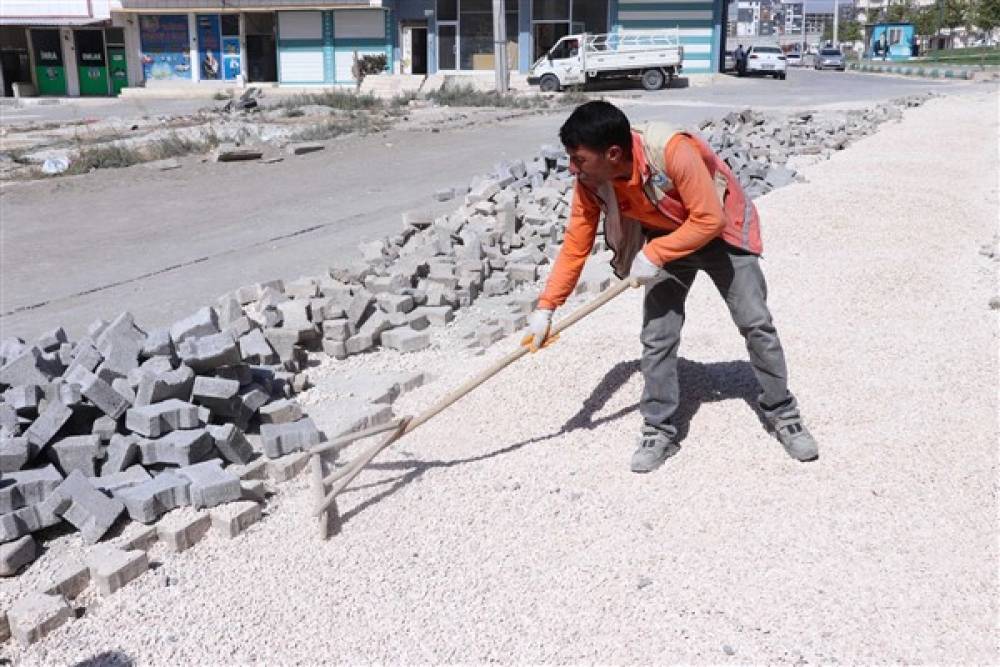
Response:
[118,525,158,551]
[239,384,269,413]
[69,340,103,374]
[0,502,62,542]
[238,329,277,364]
[40,560,90,600]
[416,305,454,327]
[103,433,140,474]
[381,327,431,353]
[210,500,262,538]
[239,479,267,503]
[90,465,151,494]
[140,329,173,358]
[126,399,200,438]
[229,458,268,481]
[262,328,301,363]
[157,511,210,553]
[0,534,38,576]
[191,376,242,419]
[114,472,191,523]
[344,333,375,356]
[0,347,59,387]
[321,318,352,343]
[87,546,149,596]
[176,459,241,509]
[216,295,244,328]
[177,331,241,372]
[258,399,303,425]
[205,423,255,465]
[260,417,321,459]
[359,311,392,344]
[170,307,219,344]
[266,452,310,483]
[215,363,252,387]
[138,428,214,467]
[0,436,33,473]
[346,292,376,329]
[48,434,101,477]
[4,384,43,415]
[91,415,117,443]
[477,324,504,348]
[65,366,130,419]
[42,470,125,544]
[7,592,73,646]
[323,398,395,439]
[0,402,20,435]
[135,365,195,407]
[377,293,415,314]
[0,464,63,514]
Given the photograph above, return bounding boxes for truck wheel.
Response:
[779,72,786,80]
[641,69,665,91]
[539,74,561,93]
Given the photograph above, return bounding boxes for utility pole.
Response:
[833,0,839,46]
[492,0,509,94]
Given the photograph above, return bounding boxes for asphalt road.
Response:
[0,69,978,341]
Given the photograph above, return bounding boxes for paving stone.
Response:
[176,459,241,509]
[263,328,301,363]
[170,307,219,343]
[126,399,200,438]
[0,502,62,542]
[322,318,353,343]
[477,324,505,348]
[238,329,277,364]
[205,423,255,465]
[215,363,252,387]
[190,376,241,418]
[114,472,191,523]
[258,399,303,424]
[91,415,117,442]
[0,464,63,513]
[260,417,321,459]
[88,546,148,596]
[7,592,73,646]
[138,428,214,466]
[4,385,43,415]
[177,331,241,372]
[381,327,431,353]
[229,458,268,481]
[40,470,125,544]
[239,384,269,413]
[346,292,376,329]
[324,398,395,439]
[0,347,60,387]
[48,434,101,477]
[0,534,38,576]
[40,560,90,599]
[90,465,151,494]
[141,329,173,358]
[24,399,72,447]
[135,365,195,407]
[0,402,20,435]
[157,510,211,553]
[358,311,392,344]
[210,500,262,538]
[266,452,310,483]
[239,479,267,503]
[345,333,375,356]
[416,305,455,326]
[103,433,140,474]
[0,436,33,473]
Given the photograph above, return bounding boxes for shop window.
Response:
[221,15,239,37]
[438,0,457,22]
[533,0,569,21]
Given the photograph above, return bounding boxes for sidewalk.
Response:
[6,88,998,665]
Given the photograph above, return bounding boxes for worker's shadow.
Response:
[336,358,764,527]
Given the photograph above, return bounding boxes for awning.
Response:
[117,0,378,9]
[0,17,110,26]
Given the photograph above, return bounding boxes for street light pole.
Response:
[833,0,839,46]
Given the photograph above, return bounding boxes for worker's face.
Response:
[565,144,626,186]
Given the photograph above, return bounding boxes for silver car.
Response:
[815,47,845,71]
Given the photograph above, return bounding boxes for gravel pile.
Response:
[3,88,996,662]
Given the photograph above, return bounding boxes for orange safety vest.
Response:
[587,122,763,279]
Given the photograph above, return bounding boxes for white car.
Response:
[744,45,787,79]
[786,52,803,67]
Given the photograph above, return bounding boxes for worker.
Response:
[734,44,746,76]
[521,101,819,472]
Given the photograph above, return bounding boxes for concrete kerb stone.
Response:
[0,534,38,576]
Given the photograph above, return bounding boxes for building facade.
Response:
[2,1,734,96]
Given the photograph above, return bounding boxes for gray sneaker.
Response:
[630,427,680,473]
[771,413,819,462]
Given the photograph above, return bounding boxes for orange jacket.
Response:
[538,132,730,311]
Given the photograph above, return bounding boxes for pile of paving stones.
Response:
[0,94,930,646]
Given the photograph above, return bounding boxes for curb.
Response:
[847,62,994,80]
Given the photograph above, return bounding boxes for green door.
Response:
[108,46,128,95]
[74,30,108,96]
[31,29,67,96]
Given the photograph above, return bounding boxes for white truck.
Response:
[528,30,684,92]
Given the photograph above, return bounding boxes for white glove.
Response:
[628,250,665,286]
[520,309,555,352]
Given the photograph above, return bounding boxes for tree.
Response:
[913,6,939,36]
[886,0,913,23]
[973,0,1000,33]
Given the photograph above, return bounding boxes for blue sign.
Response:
[222,37,241,80]
[870,23,915,61]
[139,15,191,81]
[198,14,222,80]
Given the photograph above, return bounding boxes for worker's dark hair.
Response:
[559,100,632,156]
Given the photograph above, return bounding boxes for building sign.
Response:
[140,14,192,81]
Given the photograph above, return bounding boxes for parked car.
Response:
[814,47,846,71]
[786,51,803,67]
[742,45,787,79]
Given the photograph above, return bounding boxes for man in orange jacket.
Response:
[522,101,818,471]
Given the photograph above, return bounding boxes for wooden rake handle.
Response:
[313,278,637,517]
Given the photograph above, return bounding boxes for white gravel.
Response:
[4,88,998,665]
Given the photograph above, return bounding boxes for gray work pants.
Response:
[640,238,796,438]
